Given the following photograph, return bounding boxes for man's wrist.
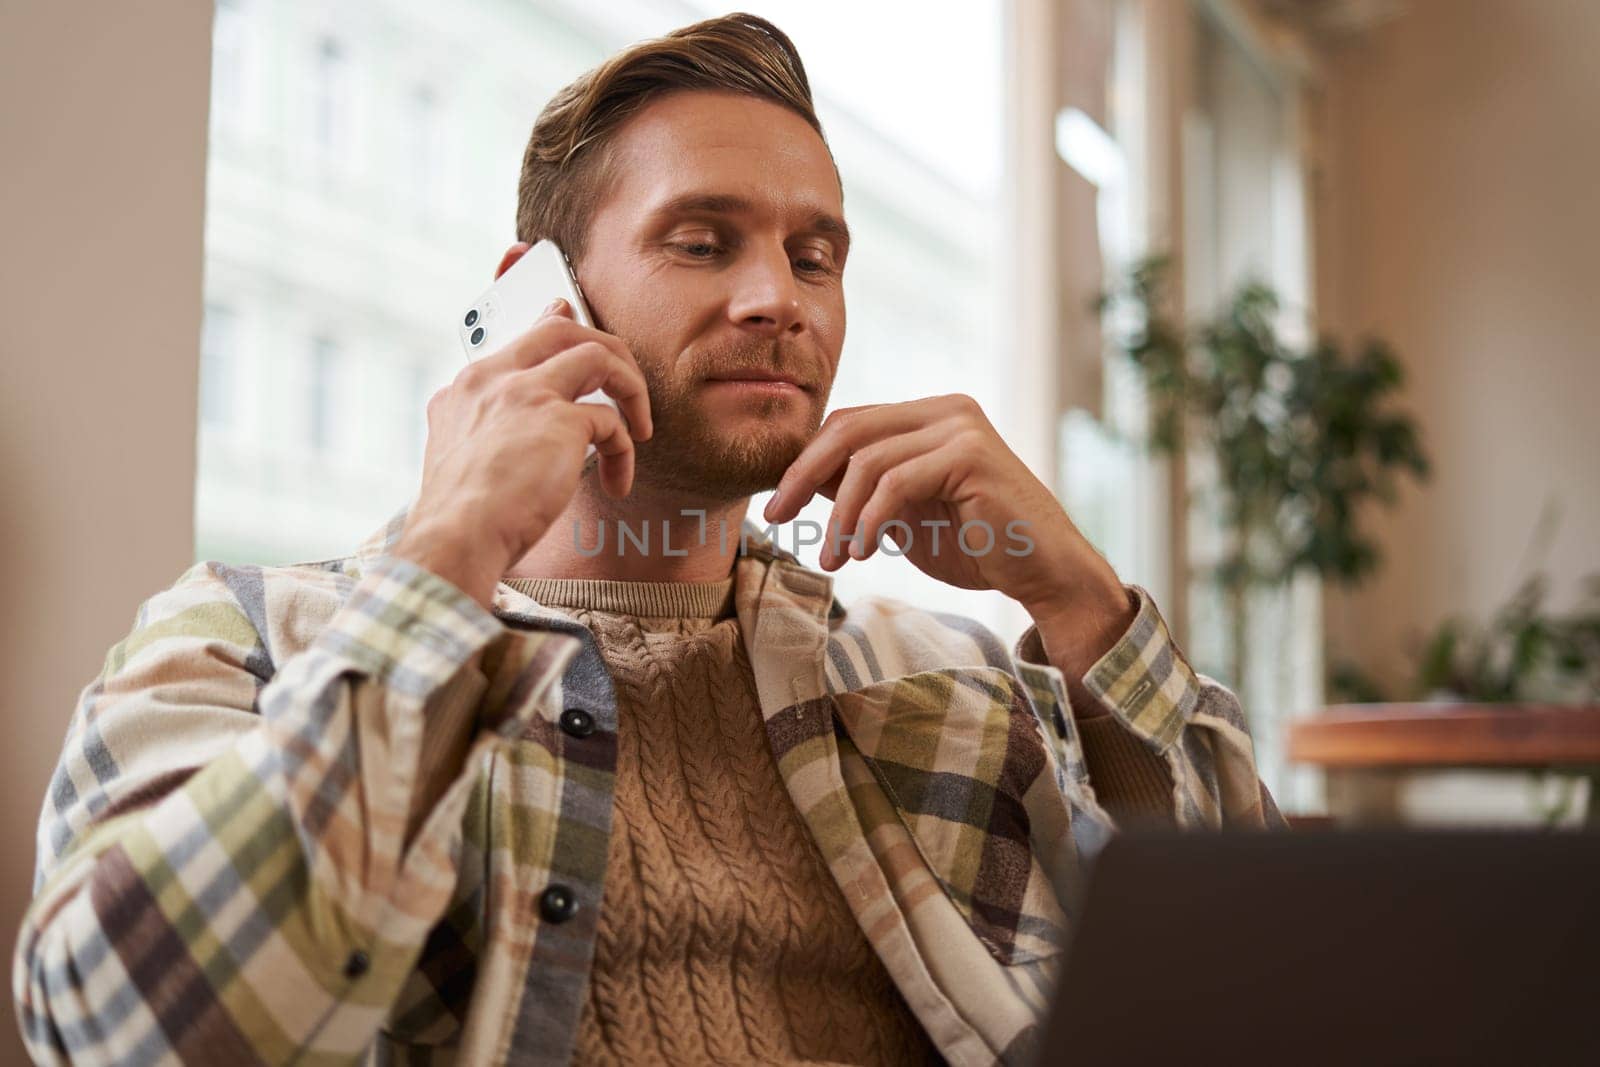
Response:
[1025,583,1138,720]
[392,522,503,611]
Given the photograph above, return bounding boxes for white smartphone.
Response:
[457,239,620,458]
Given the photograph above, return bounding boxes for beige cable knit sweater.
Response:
[506,574,942,1065]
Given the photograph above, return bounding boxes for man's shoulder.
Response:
[131,554,369,658]
[177,553,365,601]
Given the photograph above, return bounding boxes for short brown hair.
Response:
[515,12,829,268]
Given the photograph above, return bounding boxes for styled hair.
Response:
[515,12,828,267]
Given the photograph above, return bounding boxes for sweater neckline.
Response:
[502,574,736,619]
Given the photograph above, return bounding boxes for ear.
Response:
[495,241,533,280]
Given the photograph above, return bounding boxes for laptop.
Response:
[1034,829,1600,1066]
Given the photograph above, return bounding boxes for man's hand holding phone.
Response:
[392,300,653,609]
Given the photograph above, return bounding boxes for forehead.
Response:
[598,89,843,222]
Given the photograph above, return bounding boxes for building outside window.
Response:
[210,0,253,132]
[406,358,431,468]
[406,83,444,212]
[199,304,236,431]
[311,35,349,173]
[307,335,339,454]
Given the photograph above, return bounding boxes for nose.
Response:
[726,241,804,339]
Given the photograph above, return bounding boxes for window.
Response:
[1058,0,1170,604]
[199,304,236,430]
[310,35,348,171]
[406,359,432,467]
[1045,0,1322,807]
[1182,6,1320,809]
[211,0,252,131]
[406,84,444,212]
[308,336,338,454]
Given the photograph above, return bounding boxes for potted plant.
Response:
[1103,259,1600,824]
[1098,256,1430,696]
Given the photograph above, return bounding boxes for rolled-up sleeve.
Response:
[1013,585,1284,830]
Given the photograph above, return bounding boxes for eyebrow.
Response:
[649,192,851,253]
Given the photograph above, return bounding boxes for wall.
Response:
[0,2,212,1057]
[1317,0,1600,694]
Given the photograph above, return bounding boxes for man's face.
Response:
[574,89,848,502]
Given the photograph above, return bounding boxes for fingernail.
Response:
[542,299,563,316]
[763,495,778,521]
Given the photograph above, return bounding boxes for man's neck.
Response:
[504,476,752,584]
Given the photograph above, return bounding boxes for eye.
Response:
[673,241,724,259]
[792,243,839,277]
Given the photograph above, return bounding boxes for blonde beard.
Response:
[631,394,822,500]
[614,331,833,501]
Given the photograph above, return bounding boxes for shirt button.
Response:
[539,884,579,924]
[559,707,595,739]
[343,950,370,979]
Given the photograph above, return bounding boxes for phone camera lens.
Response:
[463,308,480,328]
[470,326,486,346]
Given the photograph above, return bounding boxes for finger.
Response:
[852,443,966,563]
[823,426,948,567]
[525,342,651,438]
[768,402,933,522]
[558,319,653,440]
[523,312,643,386]
[566,398,634,498]
[496,311,654,439]
[522,314,630,374]
[812,467,845,503]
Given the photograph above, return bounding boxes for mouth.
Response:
[704,370,812,393]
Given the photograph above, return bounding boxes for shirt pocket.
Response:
[830,665,1068,967]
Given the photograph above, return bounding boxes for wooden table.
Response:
[1287,703,1600,825]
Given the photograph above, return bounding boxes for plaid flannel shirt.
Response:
[15,506,1281,1066]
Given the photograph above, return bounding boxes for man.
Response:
[15,13,1280,1066]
